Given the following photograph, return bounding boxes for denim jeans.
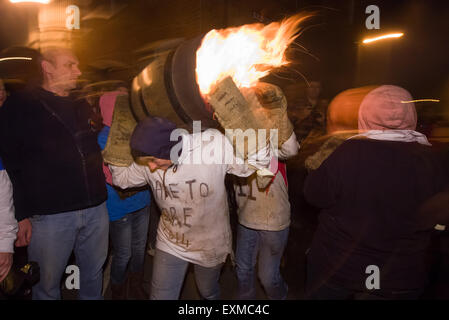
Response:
[147,201,160,253]
[28,202,109,300]
[150,249,223,300]
[235,224,289,300]
[109,206,149,285]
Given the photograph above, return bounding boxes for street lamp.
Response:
[401,99,440,103]
[0,57,33,62]
[9,0,50,3]
[362,33,404,44]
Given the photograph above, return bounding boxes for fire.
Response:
[196,13,311,95]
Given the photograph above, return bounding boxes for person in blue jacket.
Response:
[97,91,151,300]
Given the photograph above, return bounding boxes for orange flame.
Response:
[196,13,311,95]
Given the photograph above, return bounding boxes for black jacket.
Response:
[304,138,447,292]
[0,87,107,221]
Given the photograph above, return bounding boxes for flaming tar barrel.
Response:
[130,35,218,129]
[103,36,219,166]
[109,34,292,163]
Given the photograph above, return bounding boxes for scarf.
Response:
[350,129,431,146]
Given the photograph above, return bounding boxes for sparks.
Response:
[9,0,50,3]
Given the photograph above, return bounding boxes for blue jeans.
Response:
[147,201,160,252]
[235,224,289,300]
[109,206,149,285]
[28,202,109,300]
[150,249,223,300]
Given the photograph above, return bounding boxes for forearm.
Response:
[0,223,17,253]
[109,162,148,189]
[227,142,272,178]
[277,132,300,160]
[0,171,17,253]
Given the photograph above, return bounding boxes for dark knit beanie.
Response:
[130,117,180,160]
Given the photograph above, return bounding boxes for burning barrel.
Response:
[129,13,311,130]
[104,13,311,166]
[130,35,219,129]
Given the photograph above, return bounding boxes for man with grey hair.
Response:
[0,47,108,300]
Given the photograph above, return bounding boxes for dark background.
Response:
[0,0,447,101]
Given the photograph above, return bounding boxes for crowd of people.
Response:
[0,45,447,300]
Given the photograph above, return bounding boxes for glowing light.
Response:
[196,13,311,95]
[9,0,50,3]
[401,99,440,103]
[0,57,33,62]
[362,33,404,44]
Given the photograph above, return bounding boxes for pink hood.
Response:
[99,91,127,126]
[99,91,128,185]
[358,85,417,131]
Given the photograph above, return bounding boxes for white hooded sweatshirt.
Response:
[110,128,270,267]
[233,132,300,231]
[0,169,17,253]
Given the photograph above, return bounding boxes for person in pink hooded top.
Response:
[304,85,448,300]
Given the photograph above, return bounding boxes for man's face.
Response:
[48,51,82,91]
[146,157,173,172]
[0,80,6,107]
